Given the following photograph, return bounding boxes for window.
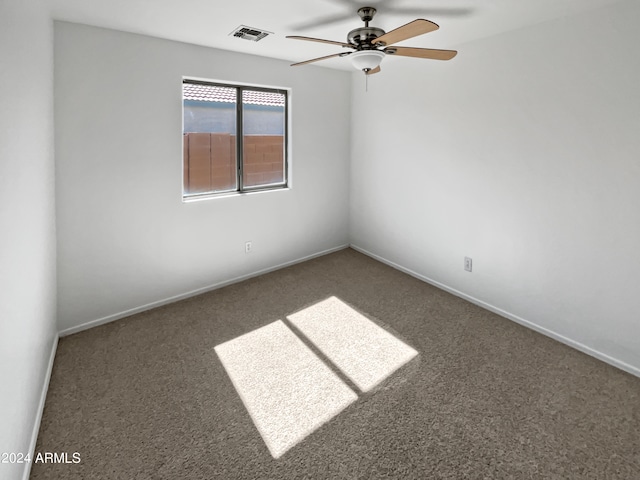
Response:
[182,79,288,198]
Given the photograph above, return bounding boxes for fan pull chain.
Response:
[365,71,368,92]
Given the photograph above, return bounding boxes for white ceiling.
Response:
[51,0,623,71]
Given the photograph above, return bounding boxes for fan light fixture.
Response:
[350,50,385,72]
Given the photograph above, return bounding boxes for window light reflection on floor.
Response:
[214,297,418,458]
[214,320,357,459]
[287,296,418,392]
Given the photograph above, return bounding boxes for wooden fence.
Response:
[183,133,284,194]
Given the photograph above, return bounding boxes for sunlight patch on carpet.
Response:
[214,320,357,459]
[287,296,419,392]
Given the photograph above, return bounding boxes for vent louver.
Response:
[230,25,272,42]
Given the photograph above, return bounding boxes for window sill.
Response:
[182,186,290,203]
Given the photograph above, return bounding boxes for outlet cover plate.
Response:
[464,257,472,272]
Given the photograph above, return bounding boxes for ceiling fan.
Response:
[287,6,457,75]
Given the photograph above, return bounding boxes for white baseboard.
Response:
[22,334,58,480]
[59,244,350,337]
[350,244,640,379]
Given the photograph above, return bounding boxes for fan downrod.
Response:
[349,7,385,49]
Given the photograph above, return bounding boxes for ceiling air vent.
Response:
[230,25,272,42]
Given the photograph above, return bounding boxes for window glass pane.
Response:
[183,83,238,195]
[242,90,286,189]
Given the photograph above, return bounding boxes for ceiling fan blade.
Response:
[386,46,457,61]
[366,66,381,75]
[372,19,439,46]
[286,36,353,49]
[290,52,347,67]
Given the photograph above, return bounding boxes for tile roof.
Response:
[183,83,285,107]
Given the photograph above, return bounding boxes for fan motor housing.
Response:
[347,27,386,48]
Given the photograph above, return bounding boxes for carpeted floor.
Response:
[32,248,640,479]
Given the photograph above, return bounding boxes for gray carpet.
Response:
[32,248,640,479]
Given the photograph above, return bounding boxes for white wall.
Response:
[350,0,640,374]
[0,1,57,479]
[55,22,351,332]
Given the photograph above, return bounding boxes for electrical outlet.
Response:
[464,257,472,272]
[245,241,252,254]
